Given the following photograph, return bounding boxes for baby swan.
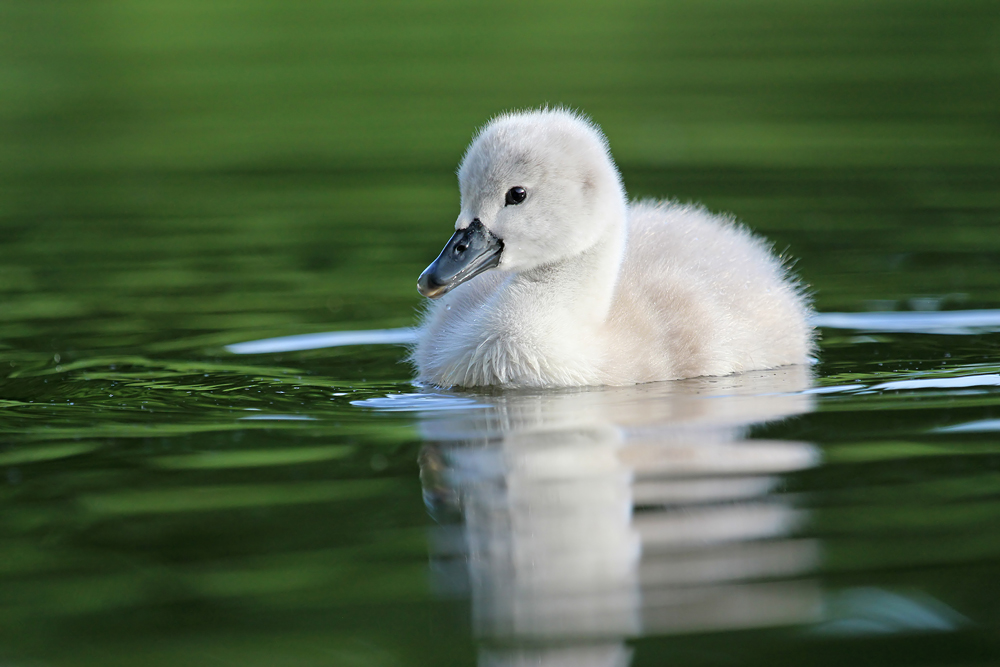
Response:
[413,109,813,388]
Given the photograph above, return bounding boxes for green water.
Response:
[2,1,1000,665]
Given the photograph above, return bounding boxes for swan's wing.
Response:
[610,201,813,379]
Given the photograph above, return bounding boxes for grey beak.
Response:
[417,219,504,298]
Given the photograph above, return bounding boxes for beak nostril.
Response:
[455,242,469,253]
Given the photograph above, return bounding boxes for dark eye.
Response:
[505,186,527,206]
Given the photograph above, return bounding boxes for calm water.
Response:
[3,1,1000,665]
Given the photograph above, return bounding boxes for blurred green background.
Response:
[1,0,999,361]
[4,0,999,172]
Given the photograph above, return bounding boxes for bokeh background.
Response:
[3,0,999,358]
[2,1,1000,666]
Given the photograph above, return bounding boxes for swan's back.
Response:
[607,201,812,383]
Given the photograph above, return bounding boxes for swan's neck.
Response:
[420,209,629,388]
[499,217,627,331]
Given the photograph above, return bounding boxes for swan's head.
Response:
[418,108,627,298]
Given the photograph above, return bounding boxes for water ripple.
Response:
[226,328,417,354]
[813,309,1000,335]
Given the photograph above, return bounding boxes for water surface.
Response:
[2,1,1000,665]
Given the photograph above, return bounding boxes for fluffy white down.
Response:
[412,109,813,388]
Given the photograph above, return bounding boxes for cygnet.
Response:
[412,108,813,388]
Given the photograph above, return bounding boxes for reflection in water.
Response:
[405,367,820,665]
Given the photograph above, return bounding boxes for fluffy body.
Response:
[412,109,813,388]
